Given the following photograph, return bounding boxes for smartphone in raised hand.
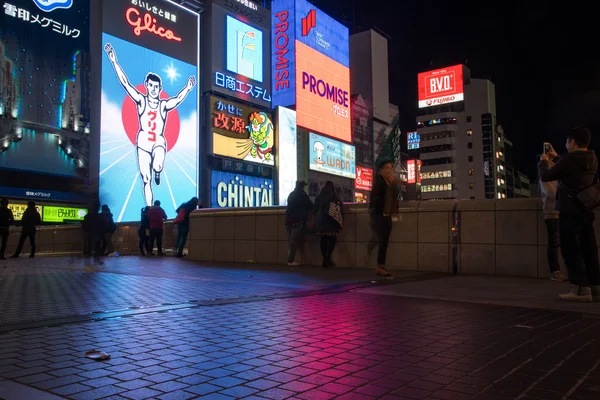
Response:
[544,142,551,154]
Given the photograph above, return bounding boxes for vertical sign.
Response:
[407,160,416,184]
[277,106,297,205]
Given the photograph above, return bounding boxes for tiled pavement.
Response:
[1,257,600,399]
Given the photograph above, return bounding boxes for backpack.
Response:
[174,208,186,224]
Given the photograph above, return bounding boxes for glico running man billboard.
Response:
[271,0,351,143]
[417,65,464,108]
[0,0,90,203]
[209,0,272,108]
[100,0,199,222]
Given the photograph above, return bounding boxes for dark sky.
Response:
[311,0,599,178]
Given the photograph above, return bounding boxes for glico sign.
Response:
[418,65,464,109]
[272,0,351,143]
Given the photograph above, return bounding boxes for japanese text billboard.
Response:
[407,159,416,184]
[277,106,297,205]
[309,132,355,179]
[43,205,87,223]
[418,64,464,108]
[355,166,373,191]
[209,95,274,166]
[210,0,272,108]
[407,131,420,150]
[100,0,199,222]
[0,0,90,202]
[272,0,350,143]
[211,170,273,208]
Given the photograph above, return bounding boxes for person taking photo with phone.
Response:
[539,127,600,302]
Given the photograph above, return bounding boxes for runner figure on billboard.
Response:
[104,43,196,206]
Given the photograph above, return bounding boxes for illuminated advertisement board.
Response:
[355,166,373,191]
[209,96,274,166]
[8,203,42,221]
[309,132,355,179]
[418,65,464,108]
[100,0,199,222]
[277,106,297,205]
[416,160,422,184]
[210,0,272,108]
[272,0,351,143]
[43,205,86,223]
[211,170,273,208]
[407,131,420,150]
[0,0,90,202]
[407,160,416,184]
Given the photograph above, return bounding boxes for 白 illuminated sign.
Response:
[407,131,420,150]
[210,1,272,108]
[407,160,416,184]
[277,107,297,205]
[100,0,199,222]
[210,96,275,166]
[271,0,350,142]
[309,132,355,179]
[355,166,373,191]
[43,206,86,223]
[418,65,464,108]
[211,170,273,208]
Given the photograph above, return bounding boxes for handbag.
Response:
[328,201,343,228]
[565,181,600,213]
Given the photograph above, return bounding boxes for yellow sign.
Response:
[43,206,87,223]
[7,204,42,221]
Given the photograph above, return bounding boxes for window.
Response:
[468,156,473,162]
[468,142,473,149]
[468,169,474,176]
[466,129,473,136]
[469,183,475,189]
[467,116,472,123]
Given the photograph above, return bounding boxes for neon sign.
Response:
[215,71,271,102]
[273,10,291,92]
[126,7,181,42]
[301,71,348,107]
[32,0,72,12]
[211,171,273,208]
[130,0,178,22]
[3,2,81,38]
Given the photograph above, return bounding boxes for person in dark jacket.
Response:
[82,207,95,256]
[175,197,199,258]
[101,205,116,255]
[365,161,400,277]
[148,200,167,255]
[313,181,343,268]
[10,201,41,258]
[0,199,14,260]
[539,126,600,302]
[285,181,313,266]
[138,206,152,256]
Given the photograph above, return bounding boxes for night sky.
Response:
[313,0,598,179]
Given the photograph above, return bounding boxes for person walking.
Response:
[101,205,116,255]
[174,197,199,258]
[539,165,567,281]
[313,181,343,268]
[0,199,14,260]
[285,181,313,266]
[539,127,600,301]
[148,200,167,256]
[365,161,400,277]
[138,206,152,256]
[10,201,41,259]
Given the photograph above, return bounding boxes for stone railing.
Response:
[186,198,589,278]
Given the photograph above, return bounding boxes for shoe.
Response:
[287,261,300,266]
[0,256,5,260]
[158,252,165,256]
[376,266,391,277]
[9,255,18,259]
[29,255,34,259]
[551,271,568,282]
[559,285,592,302]
[592,286,600,302]
[155,172,161,186]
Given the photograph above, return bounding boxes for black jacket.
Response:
[539,150,598,215]
[0,207,14,229]
[21,207,41,232]
[176,201,198,226]
[313,192,343,234]
[369,173,390,215]
[285,188,313,223]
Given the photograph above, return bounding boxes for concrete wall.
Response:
[186,198,589,278]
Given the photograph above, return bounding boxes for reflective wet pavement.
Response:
[0,256,599,399]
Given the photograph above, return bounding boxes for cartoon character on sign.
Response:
[104,43,196,206]
[246,112,274,162]
[313,141,325,164]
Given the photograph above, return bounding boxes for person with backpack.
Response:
[101,205,116,255]
[313,181,343,268]
[0,199,14,260]
[174,197,199,258]
[148,200,167,256]
[10,201,41,259]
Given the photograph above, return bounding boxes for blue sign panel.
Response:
[407,132,420,150]
[271,0,349,107]
[211,170,274,208]
[309,132,355,179]
[0,186,88,203]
